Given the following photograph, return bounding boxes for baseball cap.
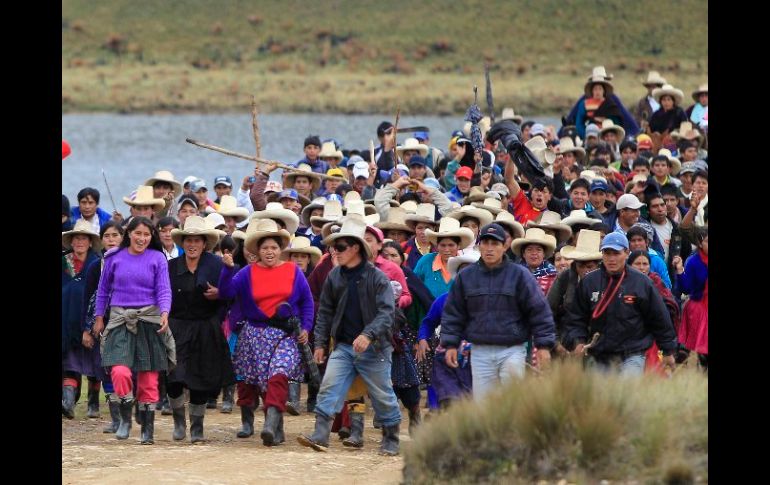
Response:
[478,223,507,243]
[616,193,645,210]
[178,195,199,209]
[491,183,510,197]
[600,232,629,251]
[423,178,442,191]
[213,175,232,187]
[183,175,198,188]
[353,161,370,179]
[277,189,299,201]
[408,155,426,167]
[636,134,653,150]
[190,179,207,192]
[327,168,346,179]
[530,123,546,137]
[365,224,384,243]
[264,181,283,193]
[586,124,600,138]
[413,131,429,141]
[325,193,344,203]
[590,180,609,193]
[456,166,473,180]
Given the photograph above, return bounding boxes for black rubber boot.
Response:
[169,395,186,441]
[140,403,155,444]
[134,400,143,425]
[161,395,172,415]
[274,414,285,445]
[102,397,120,433]
[206,396,218,409]
[408,404,422,437]
[155,375,166,411]
[221,385,235,414]
[61,385,77,420]
[297,414,334,452]
[379,424,400,456]
[260,407,282,446]
[86,383,100,418]
[116,397,134,440]
[306,381,319,413]
[286,381,301,416]
[237,406,255,438]
[342,412,365,448]
[189,403,206,443]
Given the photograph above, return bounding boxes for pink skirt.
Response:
[678,298,708,355]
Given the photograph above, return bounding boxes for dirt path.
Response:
[62,399,406,484]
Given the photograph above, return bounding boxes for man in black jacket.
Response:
[563,232,677,375]
[297,215,401,455]
[440,223,556,400]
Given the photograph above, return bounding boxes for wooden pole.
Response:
[251,96,262,159]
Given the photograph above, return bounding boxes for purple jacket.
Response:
[218,263,315,333]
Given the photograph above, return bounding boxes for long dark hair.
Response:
[628,250,650,266]
[110,216,163,257]
[382,240,406,265]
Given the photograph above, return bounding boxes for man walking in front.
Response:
[440,223,556,400]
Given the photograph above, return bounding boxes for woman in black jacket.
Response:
[648,84,688,135]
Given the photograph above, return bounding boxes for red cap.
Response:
[62,140,71,160]
[456,166,473,180]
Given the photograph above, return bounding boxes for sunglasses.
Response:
[333,243,350,253]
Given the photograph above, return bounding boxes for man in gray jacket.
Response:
[297,215,401,455]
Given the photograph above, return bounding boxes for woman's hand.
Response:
[157,312,169,334]
[92,316,105,337]
[222,252,235,268]
[416,339,430,362]
[297,330,309,345]
[672,256,684,274]
[82,331,95,349]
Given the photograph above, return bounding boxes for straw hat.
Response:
[345,199,379,221]
[404,203,438,230]
[375,207,414,233]
[319,141,343,160]
[424,217,475,248]
[691,83,708,102]
[447,252,480,278]
[525,136,556,168]
[322,214,373,259]
[598,119,625,140]
[123,186,165,211]
[446,205,494,229]
[399,200,418,214]
[365,198,400,208]
[344,191,377,215]
[310,200,344,227]
[245,218,292,254]
[301,197,327,227]
[526,210,572,244]
[471,198,504,215]
[144,170,182,195]
[171,215,220,251]
[281,236,322,266]
[284,163,322,193]
[232,229,247,242]
[62,219,102,251]
[499,107,524,124]
[558,137,586,160]
[511,228,557,258]
[561,209,602,227]
[250,202,300,234]
[344,191,361,204]
[464,186,498,204]
[462,116,492,141]
[495,211,525,240]
[642,71,666,87]
[670,121,703,144]
[216,195,249,222]
[657,148,682,175]
[204,213,228,240]
[651,84,684,105]
[583,66,614,97]
[560,229,603,262]
[396,138,429,157]
[267,188,311,208]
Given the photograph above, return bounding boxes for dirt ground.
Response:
[62,393,406,485]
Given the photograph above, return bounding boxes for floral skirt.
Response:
[234,324,304,390]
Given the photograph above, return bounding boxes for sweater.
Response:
[413,252,454,299]
[95,248,171,316]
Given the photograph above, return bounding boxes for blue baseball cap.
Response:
[408,155,426,167]
[478,223,508,243]
[325,193,344,204]
[213,175,232,187]
[277,189,299,201]
[413,131,429,141]
[590,180,609,193]
[600,232,629,251]
[423,178,441,191]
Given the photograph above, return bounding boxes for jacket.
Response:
[314,261,395,352]
[440,257,556,349]
[563,264,678,357]
[70,207,112,230]
[546,265,580,344]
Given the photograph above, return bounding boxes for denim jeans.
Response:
[314,343,402,427]
[469,344,527,401]
[590,353,646,377]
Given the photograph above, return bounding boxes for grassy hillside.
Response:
[62,0,708,114]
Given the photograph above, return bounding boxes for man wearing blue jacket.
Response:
[70,187,113,235]
[440,223,556,400]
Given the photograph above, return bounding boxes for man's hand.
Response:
[573,343,586,357]
[82,331,95,349]
[690,192,702,210]
[412,179,433,195]
[672,256,684,274]
[203,283,219,300]
[416,339,430,362]
[392,175,410,190]
[662,354,676,373]
[353,334,371,353]
[222,251,235,268]
[112,211,124,223]
[554,343,569,357]
[486,120,522,151]
[536,348,552,371]
[241,175,254,191]
[313,348,326,364]
[445,348,459,368]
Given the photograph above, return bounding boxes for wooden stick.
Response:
[251,96,262,159]
[392,107,400,165]
[369,139,375,166]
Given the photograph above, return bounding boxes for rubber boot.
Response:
[161,395,172,415]
[237,406,255,438]
[342,412,365,448]
[274,415,285,445]
[102,397,120,433]
[306,380,319,412]
[155,375,166,411]
[297,414,334,452]
[286,381,301,416]
[116,396,134,440]
[260,407,282,446]
[169,395,186,441]
[134,400,143,425]
[139,403,155,445]
[206,396,218,410]
[408,404,422,437]
[379,423,400,456]
[61,385,77,420]
[189,403,206,443]
[221,385,235,414]
[86,382,100,418]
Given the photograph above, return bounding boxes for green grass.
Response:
[62,0,707,114]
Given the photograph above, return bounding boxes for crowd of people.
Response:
[62,66,708,455]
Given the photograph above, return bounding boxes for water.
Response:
[62,113,560,209]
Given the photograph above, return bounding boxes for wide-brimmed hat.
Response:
[599,119,625,140]
[642,71,666,87]
[526,210,572,244]
[319,141,343,160]
[657,148,682,175]
[375,207,414,234]
[495,210,525,240]
[560,229,603,262]
[284,163,321,193]
[300,197,327,227]
[399,200,418,214]
[245,218,292,255]
[364,197,400,208]
[144,170,182,195]
[171,215,220,251]
[396,138,429,158]
[447,252,480,278]
[525,136,556,168]
[310,200,344,227]
[62,219,102,251]
[204,213,228,240]
[231,229,247,242]
[499,107,524,124]
[558,137,586,160]
[345,199,379,221]
[216,195,249,222]
[670,121,703,144]
[511,228,557,258]
[123,186,165,211]
[250,202,300,234]
[464,186,499,204]
[404,203,438,230]
[446,204,494,229]
[691,83,708,102]
[281,236,322,266]
[561,209,602,227]
[471,198,505,215]
[652,84,684,105]
[425,217,475,248]
[322,214,373,259]
[584,66,614,97]
[462,116,492,142]
[267,188,311,208]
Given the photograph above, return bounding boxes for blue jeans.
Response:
[591,353,646,377]
[469,344,527,401]
[314,343,402,427]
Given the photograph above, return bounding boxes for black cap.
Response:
[304,135,322,148]
[377,121,394,137]
[478,223,507,242]
[178,195,199,209]
[408,155,426,167]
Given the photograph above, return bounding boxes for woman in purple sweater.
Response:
[92,217,173,444]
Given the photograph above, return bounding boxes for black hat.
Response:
[478,223,507,243]
[304,135,322,148]
[377,121,394,137]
